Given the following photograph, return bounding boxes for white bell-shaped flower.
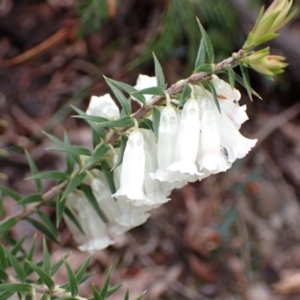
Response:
[211,75,241,102]
[134,74,157,104]
[86,94,120,120]
[64,191,114,252]
[167,98,202,179]
[198,94,229,174]
[218,112,257,162]
[140,129,170,206]
[112,155,151,227]
[113,129,147,202]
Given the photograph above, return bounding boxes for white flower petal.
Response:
[211,75,241,101]
[86,94,120,120]
[133,74,157,103]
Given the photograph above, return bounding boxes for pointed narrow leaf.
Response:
[100,160,116,195]
[64,207,84,234]
[82,144,109,172]
[11,234,26,255]
[99,267,112,299]
[25,218,58,243]
[133,87,165,97]
[124,289,129,300]
[74,115,134,128]
[5,249,26,281]
[152,106,160,142]
[37,210,58,242]
[0,245,7,269]
[0,290,15,300]
[196,19,214,63]
[235,73,262,99]
[227,67,235,89]
[134,291,146,300]
[61,171,86,201]
[194,33,206,69]
[24,235,37,275]
[179,84,192,107]
[64,260,78,297]
[75,255,91,283]
[92,284,102,300]
[0,269,8,281]
[56,196,66,227]
[0,283,32,293]
[112,135,128,169]
[18,194,43,205]
[203,80,221,113]
[194,63,214,73]
[0,192,3,220]
[25,260,54,290]
[50,254,69,276]
[153,53,165,88]
[80,184,106,222]
[138,119,153,131]
[49,145,91,156]
[105,78,146,105]
[105,78,131,115]
[239,64,252,100]
[106,283,122,298]
[27,171,69,181]
[43,132,64,146]
[25,150,42,193]
[42,239,51,273]
[0,218,17,233]
[0,186,21,201]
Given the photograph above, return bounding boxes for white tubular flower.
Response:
[141,129,170,206]
[151,105,179,182]
[112,155,151,227]
[113,129,147,202]
[211,75,241,102]
[64,191,114,252]
[167,98,202,179]
[198,94,229,174]
[218,112,257,162]
[134,74,157,103]
[86,94,120,120]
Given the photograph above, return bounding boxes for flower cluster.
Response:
[64,75,257,252]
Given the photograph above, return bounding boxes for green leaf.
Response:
[37,210,58,242]
[25,149,42,193]
[0,283,32,293]
[194,32,206,69]
[11,234,26,255]
[100,160,116,195]
[61,171,86,201]
[80,184,106,222]
[196,18,214,64]
[124,289,129,300]
[75,255,91,283]
[75,115,134,128]
[0,290,15,300]
[179,84,192,107]
[42,239,51,274]
[24,235,37,275]
[64,207,84,235]
[133,87,165,97]
[134,291,146,300]
[105,78,146,105]
[0,186,21,201]
[106,283,122,298]
[99,267,111,299]
[49,145,91,157]
[152,106,160,142]
[5,249,26,281]
[194,63,214,73]
[50,254,69,276]
[18,194,43,205]
[82,144,109,172]
[153,53,165,88]
[203,80,221,113]
[112,135,128,170]
[0,218,17,233]
[138,119,153,131]
[25,218,58,243]
[64,260,78,297]
[27,171,69,181]
[0,269,8,281]
[0,245,7,269]
[92,284,102,300]
[105,78,131,115]
[0,192,3,220]
[227,67,235,89]
[239,64,252,101]
[25,260,54,290]
[235,73,262,99]
[43,131,64,146]
[56,196,66,227]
